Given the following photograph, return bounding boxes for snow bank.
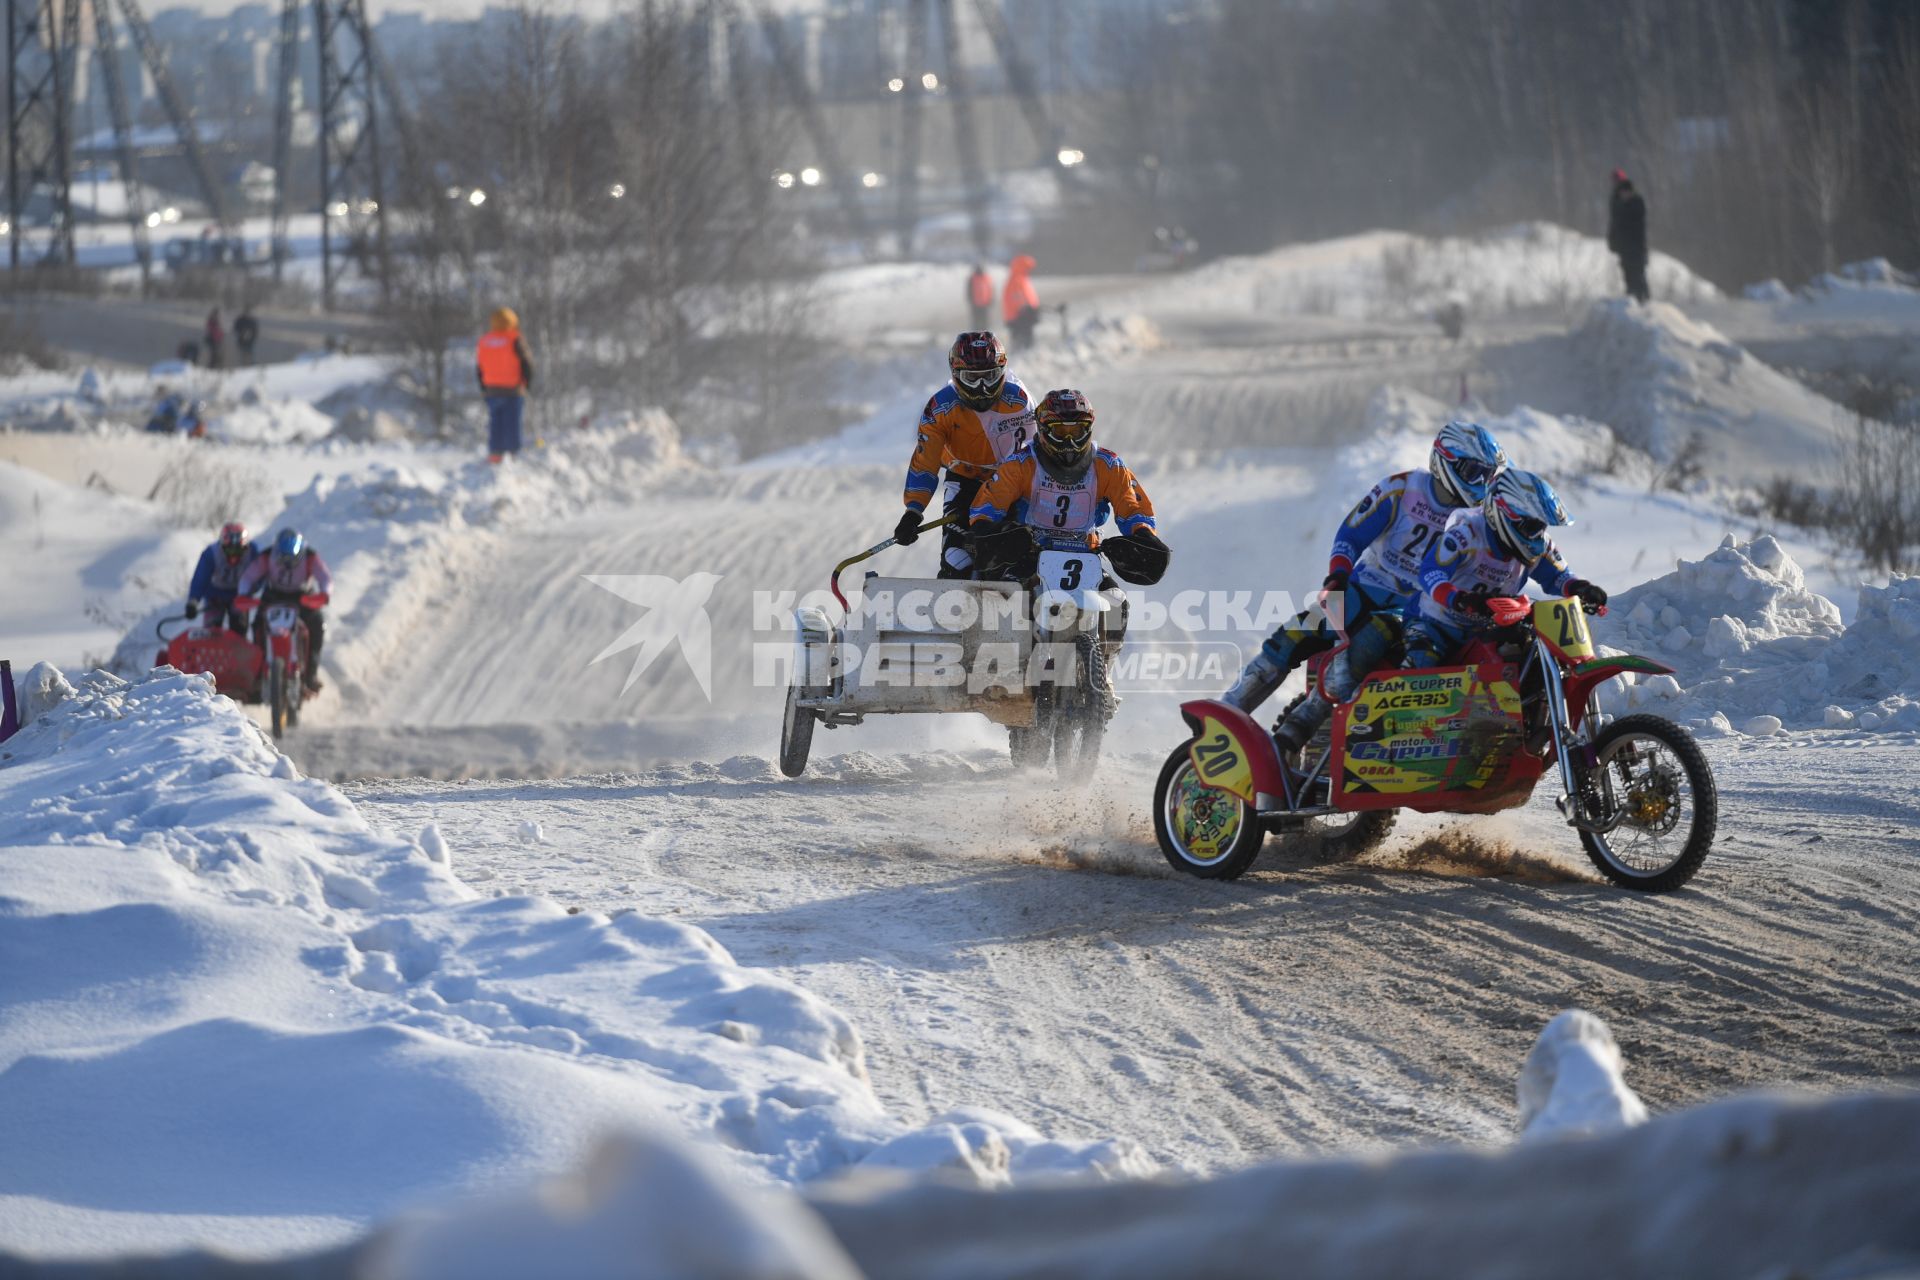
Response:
[1599,534,1920,734]
[805,1090,1920,1279]
[1174,222,1717,323]
[105,413,692,706]
[0,669,1147,1258]
[1569,299,1847,478]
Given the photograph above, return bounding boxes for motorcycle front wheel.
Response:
[269,657,288,739]
[1576,714,1717,892]
[1154,741,1264,879]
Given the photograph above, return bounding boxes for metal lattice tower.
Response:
[6,0,72,270]
[90,0,152,287]
[313,0,390,308]
[115,0,232,227]
[269,0,299,280]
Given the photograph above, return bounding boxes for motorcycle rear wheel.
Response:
[1272,693,1396,861]
[1154,741,1264,879]
[1577,714,1717,892]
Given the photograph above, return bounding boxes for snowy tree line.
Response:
[1083,0,1919,291]
[383,3,811,450]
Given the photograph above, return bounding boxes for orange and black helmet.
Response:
[948,331,1007,410]
[1034,388,1095,477]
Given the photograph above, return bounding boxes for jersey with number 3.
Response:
[968,445,1156,541]
[1331,470,1460,600]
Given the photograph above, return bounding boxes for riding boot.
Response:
[1221,653,1284,713]
[1273,689,1331,755]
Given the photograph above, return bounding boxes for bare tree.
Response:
[1790,76,1856,276]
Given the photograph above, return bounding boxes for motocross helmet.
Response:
[1033,388,1095,482]
[273,528,306,567]
[1483,469,1569,564]
[218,522,250,562]
[1430,419,1507,508]
[949,331,1007,411]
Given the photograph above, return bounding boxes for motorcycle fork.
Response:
[1533,637,1592,826]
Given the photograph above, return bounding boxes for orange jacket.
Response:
[968,269,994,309]
[903,377,1036,508]
[477,331,531,392]
[1002,254,1038,322]
[969,445,1156,541]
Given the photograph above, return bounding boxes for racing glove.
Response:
[1449,587,1497,618]
[1323,568,1350,593]
[1565,579,1609,609]
[893,509,924,546]
[1128,526,1167,551]
[184,600,200,619]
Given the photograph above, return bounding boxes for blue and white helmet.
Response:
[273,528,306,566]
[1430,420,1507,508]
[1484,469,1570,563]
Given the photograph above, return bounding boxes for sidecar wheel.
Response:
[1155,740,1264,879]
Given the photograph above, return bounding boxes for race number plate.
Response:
[1534,598,1596,660]
[265,605,299,630]
[1189,715,1257,804]
[1034,547,1096,594]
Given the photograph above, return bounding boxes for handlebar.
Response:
[1488,596,1608,627]
[231,593,329,611]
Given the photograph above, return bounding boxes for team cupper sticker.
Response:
[1340,670,1522,795]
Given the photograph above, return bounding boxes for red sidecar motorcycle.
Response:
[155,593,327,738]
[1154,595,1717,892]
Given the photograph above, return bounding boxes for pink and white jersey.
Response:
[238,548,333,597]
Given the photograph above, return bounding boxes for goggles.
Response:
[1449,456,1495,485]
[953,366,1004,390]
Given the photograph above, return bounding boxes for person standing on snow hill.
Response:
[1607,169,1650,304]
[1401,468,1609,674]
[967,263,994,330]
[476,307,535,463]
[204,308,226,369]
[237,529,334,693]
[894,331,1037,579]
[234,309,259,366]
[1226,420,1509,756]
[1003,253,1040,349]
[186,522,256,632]
[967,387,1168,577]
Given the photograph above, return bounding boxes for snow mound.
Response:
[1600,535,1920,733]
[1517,1011,1648,1141]
[0,669,1147,1257]
[1179,222,1717,323]
[1570,299,1847,478]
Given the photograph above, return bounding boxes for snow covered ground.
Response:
[2,221,1917,1265]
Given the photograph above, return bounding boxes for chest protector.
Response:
[208,553,248,593]
[1018,462,1100,535]
[1358,472,1458,597]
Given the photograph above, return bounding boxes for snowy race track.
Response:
[345,737,1920,1174]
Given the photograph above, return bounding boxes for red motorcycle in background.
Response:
[155,593,327,738]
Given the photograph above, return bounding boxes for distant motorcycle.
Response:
[1155,595,1717,892]
[155,592,327,737]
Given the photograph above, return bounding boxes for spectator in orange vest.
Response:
[476,307,535,463]
[1002,253,1040,348]
[967,263,994,330]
